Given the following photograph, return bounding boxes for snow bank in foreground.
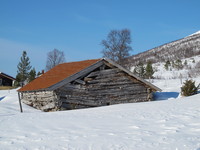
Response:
[0,80,200,150]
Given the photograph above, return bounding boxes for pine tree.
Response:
[164,60,171,70]
[133,62,145,78]
[192,58,195,63]
[37,71,42,77]
[17,51,32,86]
[14,73,22,86]
[181,80,198,96]
[171,60,175,68]
[184,60,188,66]
[29,68,36,82]
[145,61,154,79]
[175,59,183,70]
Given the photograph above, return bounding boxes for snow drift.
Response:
[0,78,200,150]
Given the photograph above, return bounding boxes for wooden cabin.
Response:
[18,58,161,111]
[0,72,16,86]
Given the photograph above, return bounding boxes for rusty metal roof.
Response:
[18,59,101,92]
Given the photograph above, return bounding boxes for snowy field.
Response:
[0,78,200,150]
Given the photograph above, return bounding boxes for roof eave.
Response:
[0,72,16,81]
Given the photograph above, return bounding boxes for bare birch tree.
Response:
[101,29,132,68]
[46,49,66,71]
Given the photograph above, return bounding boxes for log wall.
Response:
[21,91,59,111]
[56,68,152,110]
[20,68,153,111]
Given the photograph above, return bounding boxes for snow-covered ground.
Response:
[0,78,200,150]
[153,55,200,79]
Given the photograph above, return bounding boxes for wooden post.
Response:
[18,92,23,113]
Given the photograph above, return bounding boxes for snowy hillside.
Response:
[153,55,200,79]
[1,78,200,150]
[130,53,200,80]
[130,31,200,65]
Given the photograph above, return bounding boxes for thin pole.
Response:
[18,92,23,113]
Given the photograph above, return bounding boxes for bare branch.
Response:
[101,29,132,68]
[46,49,66,71]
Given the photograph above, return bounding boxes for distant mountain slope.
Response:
[130,31,200,65]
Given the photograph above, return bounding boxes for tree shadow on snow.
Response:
[153,92,179,101]
[0,96,6,101]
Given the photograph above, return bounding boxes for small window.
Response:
[0,79,2,86]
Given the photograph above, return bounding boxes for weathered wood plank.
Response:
[58,87,147,98]
[60,80,142,92]
[87,76,130,84]
[87,68,121,78]
[60,98,100,106]
[88,84,146,91]
[60,93,149,107]
[75,79,86,85]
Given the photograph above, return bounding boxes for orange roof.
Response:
[18,59,101,92]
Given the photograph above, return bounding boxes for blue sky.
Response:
[0,0,200,77]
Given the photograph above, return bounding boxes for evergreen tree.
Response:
[171,60,175,68]
[175,59,183,70]
[37,71,42,77]
[17,51,32,86]
[14,73,22,86]
[184,60,188,66]
[164,60,171,70]
[29,68,36,82]
[192,58,195,63]
[133,62,145,78]
[145,61,154,79]
[181,80,198,96]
